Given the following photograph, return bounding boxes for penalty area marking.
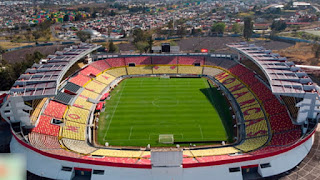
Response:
[199,125,204,139]
[128,126,133,140]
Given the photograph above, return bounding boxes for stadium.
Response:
[0,42,319,180]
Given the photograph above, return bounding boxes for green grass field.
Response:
[97,77,233,147]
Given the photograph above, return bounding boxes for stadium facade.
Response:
[0,43,318,180]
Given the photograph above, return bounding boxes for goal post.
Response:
[159,134,174,144]
[160,75,170,79]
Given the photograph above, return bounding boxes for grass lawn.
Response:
[97,77,233,147]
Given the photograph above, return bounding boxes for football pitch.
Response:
[97,77,233,147]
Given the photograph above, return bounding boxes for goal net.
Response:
[159,134,174,144]
[160,75,170,79]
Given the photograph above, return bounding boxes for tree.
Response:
[108,40,118,53]
[110,10,116,16]
[211,22,226,34]
[177,25,187,36]
[32,31,41,42]
[76,31,91,42]
[232,23,241,34]
[39,20,51,31]
[0,45,4,54]
[107,25,112,38]
[271,20,287,32]
[0,66,16,91]
[133,28,146,43]
[91,12,97,19]
[168,20,174,29]
[135,41,149,53]
[313,44,320,59]
[75,13,83,21]
[284,1,293,10]
[146,35,153,53]
[63,14,69,22]
[120,29,126,38]
[243,17,253,41]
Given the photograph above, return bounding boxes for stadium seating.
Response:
[245,118,268,138]
[152,56,178,64]
[185,147,239,157]
[228,64,251,77]
[269,112,297,132]
[202,67,223,77]
[30,108,41,124]
[85,80,106,94]
[241,59,269,83]
[241,104,265,121]
[251,82,274,102]
[43,100,67,119]
[127,66,153,75]
[136,158,151,165]
[32,115,60,136]
[91,149,150,158]
[90,60,110,71]
[80,65,102,77]
[214,72,230,82]
[29,132,61,150]
[178,56,204,65]
[69,73,91,87]
[236,136,268,152]
[125,56,152,65]
[178,66,203,74]
[82,156,138,164]
[263,98,287,115]
[229,87,256,106]
[61,121,86,141]
[105,58,125,67]
[95,72,115,85]
[44,149,82,158]
[153,66,178,74]
[281,96,299,119]
[269,129,301,146]
[65,106,90,124]
[237,72,259,86]
[195,153,252,163]
[205,57,223,66]
[80,89,99,100]
[182,158,198,164]
[105,67,127,77]
[218,59,237,69]
[61,138,97,154]
[73,96,94,110]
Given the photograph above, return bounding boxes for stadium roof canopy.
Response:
[227,43,316,97]
[9,43,101,101]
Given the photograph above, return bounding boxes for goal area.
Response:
[159,134,174,144]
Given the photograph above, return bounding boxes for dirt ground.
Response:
[275,43,318,65]
[2,45,67,64]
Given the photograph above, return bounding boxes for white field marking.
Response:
[104,138,152,141]
[199,125,204,139]
[103,80,127,141]
[139,78,145,87]
[180,133,184,139]
[128,126,133,140]
[104,137,218,142]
